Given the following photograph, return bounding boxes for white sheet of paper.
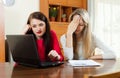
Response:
[69,60,101,66]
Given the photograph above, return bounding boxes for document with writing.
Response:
[69,60,101,67]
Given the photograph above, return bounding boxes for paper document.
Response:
[69,60,101,66]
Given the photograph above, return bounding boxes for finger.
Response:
[26,24,31,30]
[73,15,80,23]
[69,22,79,31]
[48,54,54,60]
[48,50,55,59]
[49,50,58,58]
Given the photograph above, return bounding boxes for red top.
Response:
[36,30,64,62]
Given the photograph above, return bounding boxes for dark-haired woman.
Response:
[23,12,64,62]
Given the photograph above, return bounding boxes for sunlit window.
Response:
[89,0,120,58]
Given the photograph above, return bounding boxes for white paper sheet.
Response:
[69,60,101,67]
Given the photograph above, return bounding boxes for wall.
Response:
[0,2,5,62]
[2,0,40,62]
[4,0,40,35]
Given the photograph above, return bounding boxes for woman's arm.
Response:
[92,34,116,60]
[60,35,73,60]
[66,15,80,47]
[89,55,103,60]
[60,15,80,60]
[48,30,64,61]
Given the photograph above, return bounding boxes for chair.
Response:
[5,40,10,62]
[85,71,120,78]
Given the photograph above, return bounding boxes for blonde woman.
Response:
[60,9,116,60]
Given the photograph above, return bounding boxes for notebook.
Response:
[6,35,64,68]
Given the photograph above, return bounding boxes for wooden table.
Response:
[0,60,120,78]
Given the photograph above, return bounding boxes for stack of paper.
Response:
[69,60,101,67]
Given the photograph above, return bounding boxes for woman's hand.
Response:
[89,55,103,60]
[48,50,60,61]
[22,24,31,34]
[66,15,80,47]
[67,15,80,35]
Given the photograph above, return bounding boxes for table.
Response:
[0,60,120,78]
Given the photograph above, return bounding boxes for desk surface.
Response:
[0,60,120,78]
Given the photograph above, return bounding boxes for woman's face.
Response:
[74,16,85,35]
[30,18,46,39]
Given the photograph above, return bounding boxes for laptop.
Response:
[6,35,64,68]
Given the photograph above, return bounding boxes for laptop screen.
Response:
[6,35,41,67]
[6,35,64,68]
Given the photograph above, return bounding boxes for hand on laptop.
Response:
[48,50,60,61]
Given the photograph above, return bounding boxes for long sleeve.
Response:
[60,34,73,60]
[93,34,116,59]
[51,30,64,61]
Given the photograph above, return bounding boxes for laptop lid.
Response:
[6,35,42,67]
[6,35,64,68]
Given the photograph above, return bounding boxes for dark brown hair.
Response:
[26,12,52,55]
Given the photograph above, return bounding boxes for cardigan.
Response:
[60,34,116,60]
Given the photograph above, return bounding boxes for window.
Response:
[88,0,120,58]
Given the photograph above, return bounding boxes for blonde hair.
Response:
[69,9,92,59]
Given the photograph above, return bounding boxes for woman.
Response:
[60,9,116,60]
[23,12,64,62]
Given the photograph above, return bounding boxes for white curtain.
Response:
[88,0,120,58]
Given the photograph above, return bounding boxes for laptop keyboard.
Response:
[40,61,64,67]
